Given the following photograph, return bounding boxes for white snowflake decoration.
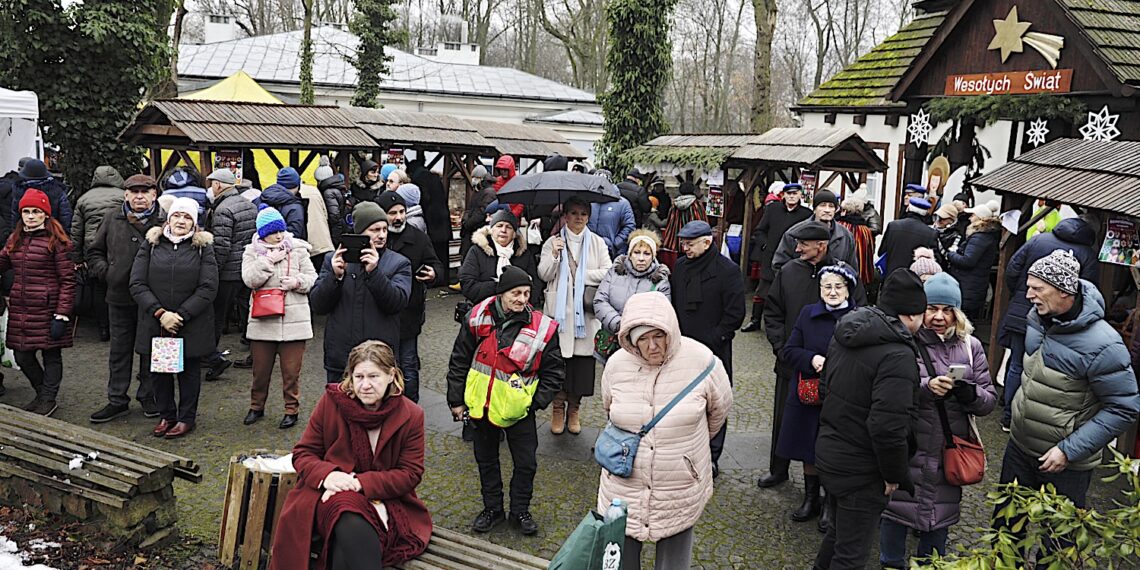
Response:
[1079,106,1120,142]
[908,109,933,145]
[1026,119,1049,147]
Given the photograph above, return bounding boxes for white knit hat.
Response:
[168,197,200,226]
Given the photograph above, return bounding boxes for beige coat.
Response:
[241,236,318,342]
[537,229,611,357]
[300,184,334,256]
[597,291,733,542]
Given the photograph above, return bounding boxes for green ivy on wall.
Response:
[349,0,404,108]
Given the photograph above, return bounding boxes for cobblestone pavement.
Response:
[0,289,1130,569]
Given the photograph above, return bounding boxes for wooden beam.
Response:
[885,114,900,127]
[288,149,300,169]
[265,150,286,170]
[135,124,187,138]
[521,159,540,174]
[852,114,867,126]
[987,193,1030,379]
[197,148,212,179]
[148,148,161,179]
[297,150,319,173]
[426,152,445,170]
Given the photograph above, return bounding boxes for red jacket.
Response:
[0,230,76,350]
[270,393,432,569]
[492,155,524,219]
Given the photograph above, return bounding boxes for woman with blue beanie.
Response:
[879,272,996,567]
[240,205,319,429]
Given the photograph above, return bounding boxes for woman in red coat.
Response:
[0,189,76,416]
[270,340,431,570]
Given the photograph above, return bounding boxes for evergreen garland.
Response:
[349,0,404,108]
[927,94,1086,126]
[595,0,677,171]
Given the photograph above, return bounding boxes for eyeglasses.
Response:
[820,284,848,292]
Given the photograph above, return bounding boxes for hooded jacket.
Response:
[208,188,259,281]
[87,206,166,306]
[241,235,318,342]
[945,217,1001,314]
[0,229,77,350]
[616,179,652,228]
[771,218,860,276]
[350,159,384,205]
[163,170,209,220]
[999,218,1098,340]
[597,292,733,542]
[13,174,73,232]
[593,254,672,334]
[70,166,125,262]
[492,156,524,219]
[879,212,938,276]
[258,184,307,239]
[816,306,920,496]
[459,226,542,306]
[317,174,348,245]
[1011,281,1140,470]
[882,328,996,532]
[589,198,636,257]
[130,228,218,358]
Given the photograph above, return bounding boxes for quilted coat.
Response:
[593,254,671,334]
[129,228,218,358]
[537,229,611,357]
[241,235,318,342]
[945,217,1001,316]
[0,229,76,350]
[597,292,733,542]
[207,189,258,281]
[70,166,124,261]
[882,328,996,532]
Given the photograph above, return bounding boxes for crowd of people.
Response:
[0,153,1138,569]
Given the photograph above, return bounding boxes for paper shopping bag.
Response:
[150,337,184,373]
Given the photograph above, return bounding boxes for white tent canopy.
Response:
[0,87,40,173]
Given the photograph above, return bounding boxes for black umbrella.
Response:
[496,171,620,206]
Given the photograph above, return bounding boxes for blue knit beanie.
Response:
[256,204,288,239]
[396,183,421,206]
[924,272,962,308]
[276,167,301,189]
[380,164,399,182]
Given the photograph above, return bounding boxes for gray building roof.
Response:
[179,26,597,105]
[527,109,605,126]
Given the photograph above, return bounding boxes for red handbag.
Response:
[937,402,986,486]
[250,252,288,319]
[797,373,822,406]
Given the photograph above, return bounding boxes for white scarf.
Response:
[493,239,514,278]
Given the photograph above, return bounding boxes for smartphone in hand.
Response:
[946,364,968,382]
[339,234,370,264]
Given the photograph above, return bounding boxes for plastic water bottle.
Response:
[603,498,625,522]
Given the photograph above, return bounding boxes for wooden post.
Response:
[148,148,161,178]
[288,149,300,169]
[737,167,760,274]
[987,194,1031,378]
[198,148,212,179]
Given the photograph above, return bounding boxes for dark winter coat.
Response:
[350,159,384,207]
[879,213,938,276]
[411,168,451,244]
[318,175,348,245]
[945,217,1001,316]
[670,248,745,375]
[863,202,883,236]
[459,226,542,306]
[776,301,856,464]
[460,181,496,257]
[617,180,652,228]
[310,247,412,373]
[935,225,963,265]
[70,166,124,262]
[87,206,166,306]
[13,175,73,232]
[0,171,19,247]
[0,230,76,350]
[751,202,812,282]
[129,227,218,358]
[882,328,996,532]
[764,257,866,353]
[772,218,859,276]
[999,218,1098,341]
[207,188,258,282]
[258,185,306,239]
[816,307,920,496]
[589,198,636,257]
[386,225,443,339]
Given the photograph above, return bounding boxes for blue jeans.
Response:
[879,519,948,567]
[1002,332,1025,424]
[398,336,421,403]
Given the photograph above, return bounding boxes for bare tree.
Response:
[751,0,777,132]
[538,0,609,91]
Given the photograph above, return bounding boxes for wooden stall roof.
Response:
[971,138,1140,218]
[342,107,496,152]
[624,128,888,172]
[464,119,586,160]
[119,99,376,149]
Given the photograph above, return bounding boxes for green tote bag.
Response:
[547,510,627,570]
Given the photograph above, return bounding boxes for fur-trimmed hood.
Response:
[145,225,214,247]
[472,225,526,257]
[965,216,1001,237]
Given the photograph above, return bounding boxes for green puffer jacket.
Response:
[70,166,125,262]
[1011,280,1140,470]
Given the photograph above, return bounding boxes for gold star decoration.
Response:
[988,6,1032,63]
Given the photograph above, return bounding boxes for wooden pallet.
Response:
[394,527,548,570]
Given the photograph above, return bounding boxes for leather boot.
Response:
[817,489,832,534]
[550,393,566,435]
[757,456,790,488]
[791,475,822,522]
[567,397,582,435]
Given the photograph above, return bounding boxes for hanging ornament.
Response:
[1026,119,1049,147]
[1079,106,1121,142]
[908,109,933,145]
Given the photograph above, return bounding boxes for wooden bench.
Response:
[0,403,202,547]
[394,527,548,570]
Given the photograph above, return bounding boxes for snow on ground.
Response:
[0,536,59,570]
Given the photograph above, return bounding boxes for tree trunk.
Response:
[300,0,315,103]
[153,0,187,99]
[750,0,777,133]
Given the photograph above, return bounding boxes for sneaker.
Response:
[233,354,254,369]
[509,511,539,536]
[204,358,232,381]
[140,400,161,419]
[33,400,58,417]
[1001,418,1011,433]
[90,403,130,423]
[22,397,41,412]
[471,508,505,533]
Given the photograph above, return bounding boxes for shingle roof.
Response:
[342,106,495,151]
[798,11,948,108]
[971,137,1140,217]
[465,119,586,159]
[178,27,597,104]
[1059,0,1140,83]
[624,129,889,172]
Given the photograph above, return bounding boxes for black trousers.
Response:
[211,280,246,356]
[14,348,63,401]
[92,278,109,331]
[107,303,151,407]
[472,413,538,513]
[432,240,450,282]
[151,356,202,424]
[328,512,383,570]
[769,361,791,466]
[815,478,891,570]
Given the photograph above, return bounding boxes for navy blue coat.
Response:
[945,217,1001,315]
[13,176,73,232]
[258,185,307,240]
[777,301,855,463]
[999,218,1098,342]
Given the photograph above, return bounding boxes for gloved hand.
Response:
[49,316,67,340]
[950,381,978,405]
[280,275,300,290]
[265,249,288,264]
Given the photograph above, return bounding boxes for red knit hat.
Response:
[19,189,51,216]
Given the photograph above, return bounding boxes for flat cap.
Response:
[677,220,713,239]
[789,221,830,242]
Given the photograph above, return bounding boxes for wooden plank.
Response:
[0,462,125,508]
[406,551,470,570]
[0,445,136,497]
[0,421,163,486]
[0,431,146,494]
[239,470,274,570]
[431,527,548,568]
[218,459,247,567]
[135,124,187,138]
[421,533,537,570]
[267,472,297,548]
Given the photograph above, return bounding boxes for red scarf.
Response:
[326,384,400,472]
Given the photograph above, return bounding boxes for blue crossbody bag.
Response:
[594,357,716,477]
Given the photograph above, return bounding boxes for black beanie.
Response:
[877,269,928,317]
[375,191,406,213]
[813,190,838,208]
[496,266,532,295]
[489,208,520,230]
